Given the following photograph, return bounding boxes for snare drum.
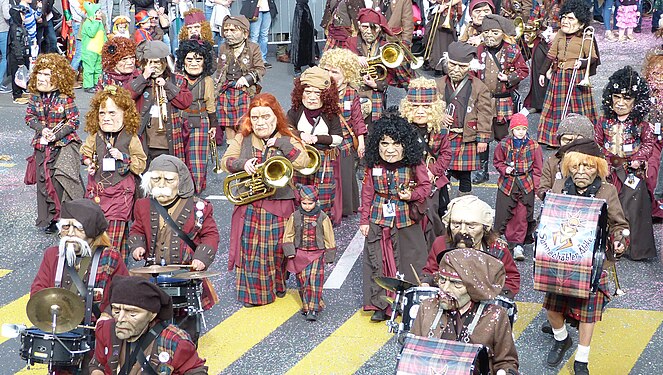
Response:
[156,276,202,312]
[20,328,88,366]
[401,287,440,333]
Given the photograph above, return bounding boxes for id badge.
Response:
[372,167,383,176]
[555,171,562,180]
[39,137,49,145]
[343,100,352,111]
[150,104,160,118]
[625,174,640,190]
[622,143,634,153]
[382,202,396,218]
[655,123,661,135]
[102,157,116,172]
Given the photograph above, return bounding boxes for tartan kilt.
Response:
[387,65,413,89]
[449,133,480,171]
[236,203,289,305]
[187,119,210,194]
[106,220,129,265]
[296,254,326,313]
[293,150,337,218]
[370,91,384,122]
[338,126,355,158]
[495,97,514,123]
[537,69,598,147]
[217,87,251,129]
[543,270,610,323]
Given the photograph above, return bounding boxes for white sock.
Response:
[576,345,590,363]
[552,325,568,341]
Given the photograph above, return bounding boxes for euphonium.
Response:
[223,156,294,205]
[298,144,322,176]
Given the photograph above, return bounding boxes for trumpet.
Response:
[361,43,403,81]
[210,134,222,173]
[223,156,294,205]
[561,26,594,119]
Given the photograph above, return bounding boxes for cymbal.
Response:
[176,271,222,280]
[374,276,416,292]
[130,265,182,274]
[26,288,85,333]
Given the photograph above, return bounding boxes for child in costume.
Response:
[133,10,152,43]
[110,15,131,38]
[283,185,336,321]
[80,1,107,93]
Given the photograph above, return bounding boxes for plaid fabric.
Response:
[106,220,129,265]
[301,214,319,250]
[495,97,514,122]
[168,74,189,161]
[449,133,480,171]
[370,90,385,122]
[387,64,413,89]
[153,324,190,374]
[534,193,606,299]
[407,87,437,104]
[597,118,653,160]
[496,138,540,195]
[236,203,288,305]
[486,238,507,261]
[96,247,124,296]
[543,271,610,323]
[323,37,348,52]
[338,87,358,157]
[397,333,486,375]
[218,86,251,129]
[293,151,336,219]
[187,124,210,194]
[27,94,82,151]
[296,254,326,312]
[368,165,415,229]
[537,69,598,147]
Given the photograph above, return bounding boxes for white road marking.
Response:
[206,195,229,201]
[324,229,364,289]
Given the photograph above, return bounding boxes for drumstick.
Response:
[77,325,96,330]
[410,264,422,286]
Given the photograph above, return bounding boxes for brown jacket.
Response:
[321,0,363,31]
[214,41,265,92]
[435,75,494,143]
[384,0,414,45]
[537,154,562,200]
[411,298,519,374]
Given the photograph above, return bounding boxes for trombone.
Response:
[209,133,222,174]
[422,1,453,65]
[561,26,594,120]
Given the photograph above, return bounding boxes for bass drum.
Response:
[401,286,440,333]
[20,328,89,366]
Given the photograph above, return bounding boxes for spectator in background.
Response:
[210,0,233,48]
[290,0,315,76]
[34,0,57,53]
[7,3,31,103]
[0,0,10,93]
[134,10,152,43]
[148,6,170,46]
[99,0,113,32]
[132,0,168,15]
[240,0,277,68]
[69,0,86,88]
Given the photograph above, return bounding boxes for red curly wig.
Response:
[290,77,341,117]
[239,93,297,139]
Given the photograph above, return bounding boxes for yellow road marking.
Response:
[0,294,31,345]
[513,301,542,340]
[557,308,663,375]
[0,269,12,278]
[197,290,302,373]
[15,364,47,374]
[286,310,394,375]
[450,181,498,189]
[0,163,16,168]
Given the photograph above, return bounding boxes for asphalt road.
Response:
[0,18,662,375]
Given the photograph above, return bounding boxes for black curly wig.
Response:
[365,113,424,167]
[175,39,215,77]
[601,66,651,124]
[559,0,592,28]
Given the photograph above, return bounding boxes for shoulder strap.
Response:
[447,75,469,106]
[119,322,168,375]
[466,302,486,337]
[150,198,197,251]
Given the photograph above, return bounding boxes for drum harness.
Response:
[427,302,487,343]
[118,321,168,375]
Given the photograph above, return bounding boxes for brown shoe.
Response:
[277,54,291,63]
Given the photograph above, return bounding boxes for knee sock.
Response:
[575,345,590,363]
[552,325,568,341]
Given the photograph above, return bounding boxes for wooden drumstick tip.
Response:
[410,264,422,286]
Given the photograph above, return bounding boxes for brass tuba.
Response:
[299,144,322,176]
[223,156,294,205]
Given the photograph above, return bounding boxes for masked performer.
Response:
[364,0,414,46]
[523,9,556,114]
[642,46,663,218]
[96,37,141,91]
[214,15,265,145]
[422,195,521,301]
[127,40,193,166]
[359,114,431,322]
[319,48,368,217]
[435,42,493,194]
[544,142,628,375]
[399,77,452,249]
[493,113,542,260]
[288,66,343,224]
[26,53,85,234]
[283,185,337,321]
[31,199,129,374]
[536,113,595,201]
[176,39,217,194]
[472,14,529,185]
[178,8,215,45]
[221,93,311,307]
[320,0,363,51]
[460,0,495,47]
[89,276,208,374]
[129,155,219,344]
[411,248,519,375]
[537,0,599,148]
[501,0,532,20]
[347,8,393,125]
[595,66,656,261]
[422,0,463,76]
[80,86,147,264]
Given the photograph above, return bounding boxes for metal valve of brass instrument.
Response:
[210,134,222,174]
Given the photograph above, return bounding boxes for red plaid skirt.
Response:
[293,150,337,219]
[449,133,480,171]
[537,69,598,147]
[217,86,251,129]
[294,254,326,313]
[543,271,610,323]
[495,97,514,123]
[106,220,129,264]
[387,65,413,89]
[187,123,210,194]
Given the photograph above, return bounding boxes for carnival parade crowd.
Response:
[3,0,663,373]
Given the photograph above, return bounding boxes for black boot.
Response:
[547,335,573,367]
[44,221,58,234]
[573,361,589,375]
[472,160,490,184]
